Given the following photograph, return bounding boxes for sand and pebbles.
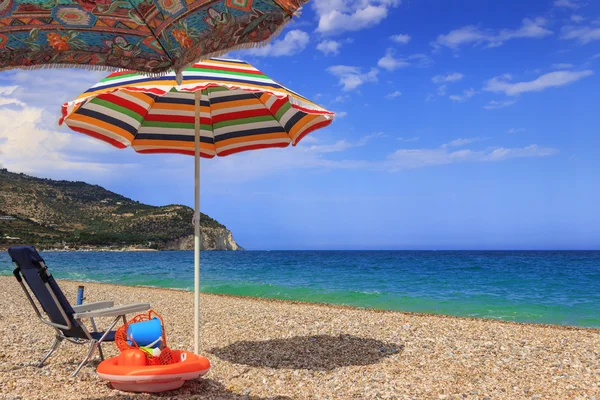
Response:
[0,277,598,399]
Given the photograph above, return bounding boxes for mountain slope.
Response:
[0,169,241,251]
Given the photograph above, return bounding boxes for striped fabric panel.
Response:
[61,59,334,158]
[63,58,331,117]
[64,91,156,149]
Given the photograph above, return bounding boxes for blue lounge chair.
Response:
[8,246,151,376]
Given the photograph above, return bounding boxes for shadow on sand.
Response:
[87,378,292,400]
[209,334,403,370]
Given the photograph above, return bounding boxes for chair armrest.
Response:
[72,301,115,313]
[74,303,151,319]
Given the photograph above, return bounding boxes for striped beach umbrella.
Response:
[60,58,335,354]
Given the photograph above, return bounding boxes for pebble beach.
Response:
[0,276,599,399]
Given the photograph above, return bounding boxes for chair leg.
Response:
[97,343,105,361]
[71,340,97,377]
[38,335,63,368]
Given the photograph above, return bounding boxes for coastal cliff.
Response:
[165,227,242,251]
[0,169,242,251]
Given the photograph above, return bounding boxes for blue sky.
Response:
[1,0,599,250]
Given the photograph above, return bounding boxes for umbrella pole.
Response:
[194,90,201,355]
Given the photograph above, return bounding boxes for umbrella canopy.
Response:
[60,58,334,354]
[0,0,306,76]
[60,58,333,156]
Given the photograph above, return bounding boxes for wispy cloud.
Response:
[431,18,552,50]
[397,136,420,142]
[571,15,585,23]
[378,49,411,71]
[327,65,379,91]
[449,88,477,102]
[386,144,558,172]
[332,95,349,103]
[441,137,481,148]
[432,72,464,83]
[245,30,310,57]
[561,25,600,44]
[377,50,432,71]
[202,138,559,181]
[313,0,402,35]
[483,70,593,95]
[554,0,581,9]
[552,63,574,69]
[390,34,411,44]
[508,128,526,134]
[484,100,518,110]
[305,132,384,153]
[317,40,342,56]
[385,90,402,99]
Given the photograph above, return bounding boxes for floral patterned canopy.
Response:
[0,0,307,76]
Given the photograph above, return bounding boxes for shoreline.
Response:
[40,277,600,333]
[1,276,599,399]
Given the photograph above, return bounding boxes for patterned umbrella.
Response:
[0,0,306,78]
[60,58,334,353]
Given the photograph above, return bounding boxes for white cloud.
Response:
[437,85,448,96]
[484,100,518,110]
[198,137,558,181]
[554,0,580,8]
[552,63,574,69]
[332,95,349,103]
[313,0,402,35]
[593,53,600,59]
[245,30,309,57]
[483,145,558,161]
[508,128,526,134]
[327,65,379,91]
[336,111,348,118]
[432,18,552,50]
[441,137,481,148]
[386,144,558,172]
[390,34,411,44]
[432,72,464,83]
[408,53,433,68]
[484,70,593,96]
[449,88,477,102]
[397,136,420,142]
[306,132,383,153]
[561,25,600,44]
[385,90,402,99]
[317,40,342,56]
[378,49,411,71]
[0,88,128,176]
[0,86,25,107]
[571,15,585,23]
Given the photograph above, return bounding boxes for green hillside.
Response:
[0,169,226,250]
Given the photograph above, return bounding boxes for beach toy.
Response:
[126,317,162,348]
[102,310,211,392]
[118,349,148,367]
[97,350,210,393]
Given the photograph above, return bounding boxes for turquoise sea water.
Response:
[1,250,599,328]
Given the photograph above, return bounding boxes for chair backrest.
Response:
[8,246,88,338]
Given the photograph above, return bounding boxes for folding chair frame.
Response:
[12,260,148,376]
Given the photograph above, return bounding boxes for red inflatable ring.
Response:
[97,350,210,393]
